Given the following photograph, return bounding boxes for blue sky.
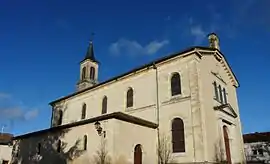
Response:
[0,0,269,136]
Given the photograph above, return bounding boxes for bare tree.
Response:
[157,133,173,164]
[92,138,111,164]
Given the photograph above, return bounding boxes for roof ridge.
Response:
[50,46,213,105]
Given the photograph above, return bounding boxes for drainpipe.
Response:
[153,63,160,164]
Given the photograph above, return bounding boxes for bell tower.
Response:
[208,33,220,50]
[76,40,99,91]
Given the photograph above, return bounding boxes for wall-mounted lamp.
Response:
[94,121,106,137]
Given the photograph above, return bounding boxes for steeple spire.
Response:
[81,33,98,63]
[84,41,96,61]
[77,34,99,91]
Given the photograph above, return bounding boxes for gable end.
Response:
[197,48,240,88]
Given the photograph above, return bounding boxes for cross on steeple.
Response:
[90,32,95,43]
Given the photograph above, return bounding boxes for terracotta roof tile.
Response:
[243,132,270,143]
[0,133,13,145]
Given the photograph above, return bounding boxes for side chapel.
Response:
[11,33,245,164]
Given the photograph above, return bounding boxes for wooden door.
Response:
[134,144,142,164]
[223,126,232,164]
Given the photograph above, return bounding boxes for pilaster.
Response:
[188,59,205,162]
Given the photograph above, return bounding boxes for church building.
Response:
[11,33,245,164]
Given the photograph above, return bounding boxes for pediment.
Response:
[211,71,226,85]
[214,51,239,88]
[196,48,239,88]
[214,103,238,118]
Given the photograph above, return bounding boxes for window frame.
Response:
[223,88,227,104]
[83,135,87,150]
[171,117,185,153]
[258,149,264,156]
[102,96,108,114]
[218,85,223,104]
[37,143,41,155]
[126,87,134,108]
[58,110,63,126]
[213,81,219,100]
[81,103,86,119]
[170,72,182,97]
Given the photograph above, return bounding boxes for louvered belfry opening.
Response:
[90,66,95,80]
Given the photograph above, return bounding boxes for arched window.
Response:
[90,67,95,80]
[82,67,86,80]
[81,103,86,119]
[58,110,63,125]
[57,140,61,153]
[223,88,227,104]
[102,96,107,114]
[172,118,185,153]
[171,73,181,96]
[83,135,87,150]
[37,143,41,155]
[213,81,218,100]
[218,85,223,103]
[134,144,142,164]
[126,88,133,108]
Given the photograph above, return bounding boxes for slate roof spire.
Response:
[83,40,97,62]
[81,32,98,63]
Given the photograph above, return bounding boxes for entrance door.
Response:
[223,126,232,164]
[134,144,142,164]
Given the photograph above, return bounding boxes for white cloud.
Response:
[0,93,11,99]
[109,39,169,56]
[185,1,270,41]
[190,25,207,44]
[0,93,40,130]
[24,109,39,120]
[0,108,24,120]
[187,16,208,44]
[0,108,39,121]
[0,93,39,123]
[188,17,194,24]
[109,42,121,55]
[145,40,170,55]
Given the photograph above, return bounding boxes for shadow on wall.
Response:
[10,102,86,164]
[11,128,85,164]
